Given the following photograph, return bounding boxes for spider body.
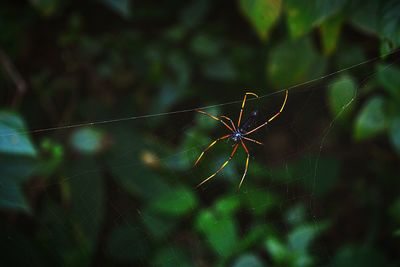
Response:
[230,110,258,142]
[194,90,288,189]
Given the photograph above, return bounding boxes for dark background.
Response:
[1,0,400,266]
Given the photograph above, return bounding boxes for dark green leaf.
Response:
[153,247,192,267]
[284,0,346,38]
[380,0,400,48]
[149,186,197,217]
[320,14,343,55]
[239,0,281,40]
[288,223,327,253]
[330,245,393,267]
[196,210,238,258]
[327,74,357,121]
[354,96,387,141]
[389,197,400,223]
[107,127,170,199]
[377,64,400,100]
[107,224,149,262]
[285,204,306,226]
[29,0,62,17]
[202,58,236,81]
[232,253,265,267]
[239,224,272,250]
[100,0,131,19]
[242,187,279,215]
[180,0,210,29]
[265,237,288,264]
[190,34,222,58]
[350,0,380,35]
[0,156,37,184]
[140,209,177,240]
[0,179,29,212]
[214,195,240,216]
[267,37,326,89]
[388,116,400,155]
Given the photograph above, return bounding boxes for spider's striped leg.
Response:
[237,92,259,128]
[244,90,288,136]
[196,110,234,132]
[197,144,239,187]
[242,136,263,145]
[238,140,250,189]
[194,134,231,167]
[219,115,236,131]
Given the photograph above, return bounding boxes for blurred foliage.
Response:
[0,0,400,266]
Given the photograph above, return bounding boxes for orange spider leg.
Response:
[242,136,263,145]
[194,134,231,166]
[238,140,250,189]
[197,144,239,187]
[244,90,288,136]
[219,115,236,131]
[196,110,234,132]
[237,92,259,128]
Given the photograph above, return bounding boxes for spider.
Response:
[194,89,288,189]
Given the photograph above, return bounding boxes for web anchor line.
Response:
[1,47,399,138]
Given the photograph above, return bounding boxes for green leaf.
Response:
[70,127,105,155]
[239,224,272,250]
[242,187,279,216]
[328,74,357,121]
[38,139,63,176]
[265,237,288,264]
[380,0,400,48]
[288,223,327,253]
[180,0,210,29]
[196,210,238,258]
[239,0,282,40]
[285,204,306,226]
[191,34,222,58]
[267,37,326,89]
[354,96,387,141]
[214,195,241,217]
[107,127,170,199]
[100,0,131,19]
[377,64,400,100]
[29,0,62,17]
[0,156,37,184]
[350,0,380,35]
[284,0,346,39]
[149,186,197,217]
[320,14,343,55]
[232,253,265,267]
[140,209,177,240]
[388,116,400,155]
[0,111,37,157]
[107,224,149,262]
[153,247,192,267]
[202,57,236,81]
[389,197,400,223]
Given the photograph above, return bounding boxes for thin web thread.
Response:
[1,47,399,138]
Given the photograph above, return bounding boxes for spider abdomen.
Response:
[239,109,259,134]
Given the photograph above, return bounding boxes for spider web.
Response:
[3,47,400,266]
